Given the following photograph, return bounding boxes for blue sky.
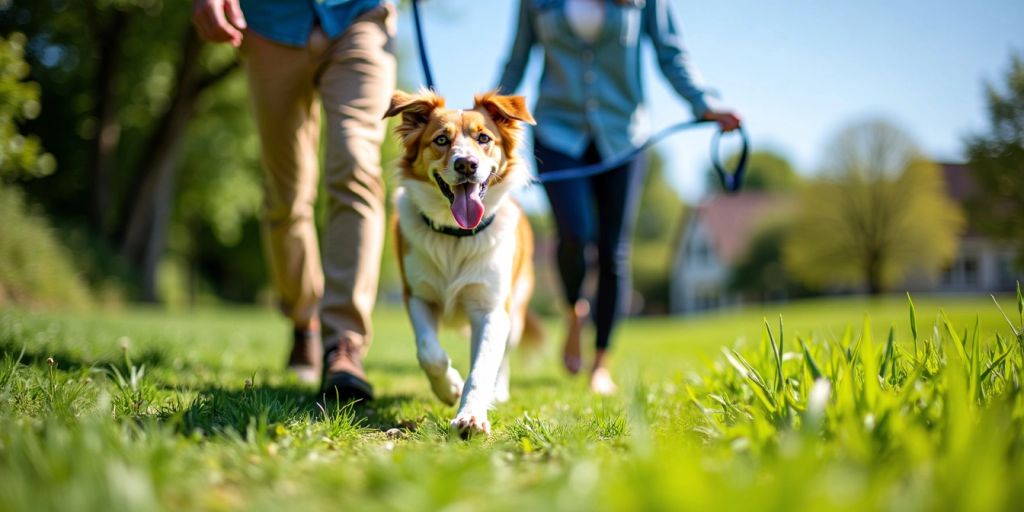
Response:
[395,0,1024,203]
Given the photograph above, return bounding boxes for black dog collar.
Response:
[420,212,497,237]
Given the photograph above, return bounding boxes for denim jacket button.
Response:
[586,99,598,110]
[584,71,596,84]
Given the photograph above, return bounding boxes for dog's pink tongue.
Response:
[450,182,485,229]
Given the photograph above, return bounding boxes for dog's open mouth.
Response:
[434,172,490,229]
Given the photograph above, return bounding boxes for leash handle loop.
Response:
[711,125,749,193]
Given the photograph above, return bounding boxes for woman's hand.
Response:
[702,110,742,132]
[192,0,247,47]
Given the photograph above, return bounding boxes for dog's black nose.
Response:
[453,156,479,175]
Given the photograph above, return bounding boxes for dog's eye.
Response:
[476,133,492,145]
[433,135,450,146]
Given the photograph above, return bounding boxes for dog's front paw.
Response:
[450,411,490,439]
[430,367,464,406]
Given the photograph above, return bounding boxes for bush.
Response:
[0,186,90,308]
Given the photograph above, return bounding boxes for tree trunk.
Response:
[87,7,128,233]
[130,107,193,301]
[865,250,883,296]
[117,28,239,301]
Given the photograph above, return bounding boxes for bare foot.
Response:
[590,367,618,395]
[562,299,588,375]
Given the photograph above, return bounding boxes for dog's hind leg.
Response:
[408,297,463,406]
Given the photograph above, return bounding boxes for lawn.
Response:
[1,293,1022,511]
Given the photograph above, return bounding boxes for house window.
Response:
[963,257,978,286]
[998,256,1018,284]
[689,237,711,266]
[941,262,956,286]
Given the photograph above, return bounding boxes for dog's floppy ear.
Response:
[384,89,446,142]
[474,91,536,127]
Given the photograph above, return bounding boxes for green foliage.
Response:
[3,1,258,302]
[2,1,191,217]
[0,186,90,307]
[964,54,1024,268]
[0,31,86,307]
[686,293,1024,509]
[170,71,267,303]
[633,149,686,313]
[0,32,55,180]
[728,223,810,300]
[635,149,684,241]
[784,119,964,293]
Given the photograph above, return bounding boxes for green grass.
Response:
[1,293,1022,511]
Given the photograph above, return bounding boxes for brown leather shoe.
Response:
[287,329,322,384]
[320,339,373,402]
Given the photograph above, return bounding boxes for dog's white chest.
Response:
[396,190,516,320]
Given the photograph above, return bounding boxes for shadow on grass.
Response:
[172,382,421,438]
[0,339,167,374]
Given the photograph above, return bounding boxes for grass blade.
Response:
[991,294,1020,338]
[970,316,982,402]
[723,348,778,412]
[941,311,969,364]
[880,326,896,382]
[799,337,824,380]
[980,341,1014,383]
[908,292,919,349]
[860,315,879,408]
[1018,280,1023,323]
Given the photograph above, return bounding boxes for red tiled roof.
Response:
[695,193,793,264]
[939,162,978,203]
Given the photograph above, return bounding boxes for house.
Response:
[669,193,792,313]
[926,163,1020,293]
[669,163,1021,315]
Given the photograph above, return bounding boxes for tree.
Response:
[964,54,1024,268]
[633,149,686,313]
[0,33,89,307]
[0,32,54,180]
[705,149,800,193]
[728,223,810,301]
[783,119,963,295]
[3,0,242,301]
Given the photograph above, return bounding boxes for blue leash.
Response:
[410,0,436,91]
[533,121,748,192]
[408,0,748,193]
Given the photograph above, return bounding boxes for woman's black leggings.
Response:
[535,139,646,350]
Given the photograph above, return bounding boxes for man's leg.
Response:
[241,31,324,382]
[316,3,397,399]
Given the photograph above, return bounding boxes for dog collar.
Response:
[420,212,497,237]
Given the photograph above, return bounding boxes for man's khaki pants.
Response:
[240,4,396,354]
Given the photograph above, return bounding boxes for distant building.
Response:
[921,163,1020,293]
[670,193,791,313]
[670,163,1021,315]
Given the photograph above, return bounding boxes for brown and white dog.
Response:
[384,89,537,438]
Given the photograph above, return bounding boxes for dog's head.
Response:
[384,89,536,230]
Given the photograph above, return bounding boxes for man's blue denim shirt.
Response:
[240,0,382,47]
[497,0,718,161]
